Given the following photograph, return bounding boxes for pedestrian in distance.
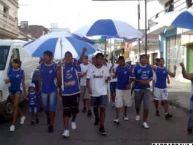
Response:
[87,53,110,136]
[4,59,26,132]
[152,58,176,119]
[113,56,132,125]
[132,54,153,129]
[80,55,92,117]
[27,83,39,125]
[180,62,193,134]
[40,50,58,133]
[58,51,81,138]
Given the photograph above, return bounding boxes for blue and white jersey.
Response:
[133,64,153,90]
[116,65,131,90]
[8,68,24,92]
[62,62,81,96]
[28,92,39,107]
[40,63,57,93]
[155,67,168,89]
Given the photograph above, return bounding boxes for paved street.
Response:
[0,98,193,145]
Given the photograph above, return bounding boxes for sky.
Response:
[18,0,163,32]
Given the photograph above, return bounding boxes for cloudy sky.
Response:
[18,0,163,31]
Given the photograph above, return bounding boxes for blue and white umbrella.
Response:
[74,19,143,40]
[23,31,96,59]
[172,10,193,30]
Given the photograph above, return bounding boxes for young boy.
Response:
[28,83,39,125]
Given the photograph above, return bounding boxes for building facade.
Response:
[0,0,19,39]
[148,0,193,82]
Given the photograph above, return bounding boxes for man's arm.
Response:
[180,63,193,80]
[168,65,177,78]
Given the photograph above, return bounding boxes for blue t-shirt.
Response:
[155,67,168,89]
[62,62,81,96]
[40,63,57,93]
[133,64,153,90]
[116,65,131,90]
[8,68,24,92]
[28,92,39,107]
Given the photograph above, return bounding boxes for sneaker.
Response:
[9,125,15,132]
[30,121,35,126]
[48,125,54,133]
[165,113,173,120]
[187,128,192,134]
[156,110,160,116]
[62,129,70,138]
[71,122,77,130]
[82,107,87,113]
[99,126,107,136]
[113,118,120,125]
[20,116,26,124]
[143,122,150,129]
[36,118,39,124]
[87,110,92,118]
[135,115,140,121]
[94,118,99,126]
[123,116,129,121]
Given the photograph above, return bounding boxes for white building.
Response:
[0,0,19,39]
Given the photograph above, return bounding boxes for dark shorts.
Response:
[9,89,22,97]
[62,93,80,117]
[91,95,108,107]
[110,82,116,95]
[29,106,38,113]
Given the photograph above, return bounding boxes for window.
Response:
[186,0,192,8]
[0,46,10,70]
[3,5,9,17]
[165,0,174,13]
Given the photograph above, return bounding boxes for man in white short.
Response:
[153,58,176,119]
[113,56,132,124]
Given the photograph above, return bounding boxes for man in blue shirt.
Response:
[153,58,176,119]
[132,55,153,129]
[58,51,81,138]
[113,56,132,124]
[40,51,57,133]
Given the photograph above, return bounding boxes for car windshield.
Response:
[0,46,10,70]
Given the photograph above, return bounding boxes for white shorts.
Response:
[154,87,168,100]
[115,89,132,108]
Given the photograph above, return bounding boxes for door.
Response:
[187,44,193,73]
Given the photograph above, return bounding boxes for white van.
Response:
[0,39,39,119]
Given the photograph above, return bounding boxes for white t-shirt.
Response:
[80,63,90,86]
[110,63,118,82]
[87,65,109,97]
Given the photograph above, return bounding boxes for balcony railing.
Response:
[0,10,18,37]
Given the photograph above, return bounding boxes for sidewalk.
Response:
[168,79,191,111]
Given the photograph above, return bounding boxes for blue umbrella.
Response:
[172,10,193,30]
[74,19,143,40]
[23,31,96,59]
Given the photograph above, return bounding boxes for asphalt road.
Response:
[0,98,193,145]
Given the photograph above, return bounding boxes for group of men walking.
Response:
[8,48,193,139]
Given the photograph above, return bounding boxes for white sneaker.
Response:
[71,122,77,130]
[143,122,150,129]
[135,115,140,121]
[20,116,26,124]
[62,129,70,138]
[10,125,15,132]
[113,118,120,124]
[123,116,129,121]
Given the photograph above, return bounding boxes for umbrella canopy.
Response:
[23,31,96,59]
[172,10,193,30]
[74,19,143,40]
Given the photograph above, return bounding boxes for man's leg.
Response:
[134,91,142,120]
[142,90,150,129]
